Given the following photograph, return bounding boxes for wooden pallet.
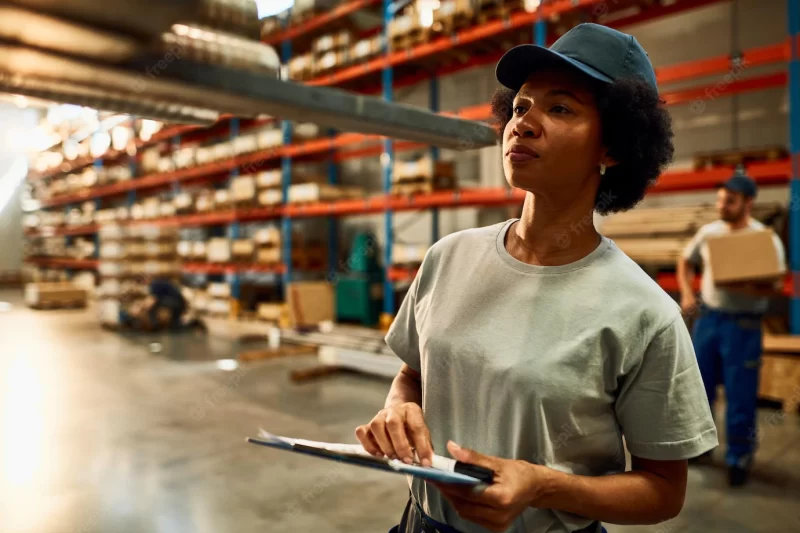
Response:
[434,9,475,35]
[476,0,524,24]
[30,299,86,310]
[391,175,457,196]
[391,27,432,51]
[693,146,789,171]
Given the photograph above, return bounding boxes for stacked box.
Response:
[97,224,180,326]
[312,30,352,76]
[230,175,257,205]
[254,226,282,264]
[25,282,87,309]
[288,53,316,81]
[207,282,232,318]
[206,238,232,263]
[349,35,382,65]
[231,239,256,262]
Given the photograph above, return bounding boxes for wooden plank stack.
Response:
[693,145,789,171]
[392,156,457,195]
[25,282,87,309]
[600,202,784,267]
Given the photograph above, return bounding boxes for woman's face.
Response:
[502,69,606,197]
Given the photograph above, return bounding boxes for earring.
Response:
[599,163,607,176]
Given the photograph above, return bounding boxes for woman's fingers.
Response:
[355,425,382,456]
[385,409,414,463]
[405,407,434,466]
[368,412,397,458]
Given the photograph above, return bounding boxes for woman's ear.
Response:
[600,148,620,169]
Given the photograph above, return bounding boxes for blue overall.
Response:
[691,307,762,468]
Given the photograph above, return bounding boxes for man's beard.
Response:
[720,207,746,223]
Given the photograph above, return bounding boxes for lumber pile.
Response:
[600,203,784,267]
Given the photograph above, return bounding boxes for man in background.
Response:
[120,277,205,332]
[677,173,786,486]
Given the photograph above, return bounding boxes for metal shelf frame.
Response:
[26,0,800,326]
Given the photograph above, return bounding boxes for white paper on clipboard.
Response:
[252,429,481,485]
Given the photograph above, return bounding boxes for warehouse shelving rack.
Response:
[25,0,800,329]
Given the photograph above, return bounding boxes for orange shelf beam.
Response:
[262,0,381,45]
[25,257,99,269]
[387,265,419,282]
[25,224,98,237]
[656,41,790,85]
[306,2,607,87]
[181,262,286,275]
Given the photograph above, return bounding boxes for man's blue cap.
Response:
[496,23,658,92]
[722,172,758,198]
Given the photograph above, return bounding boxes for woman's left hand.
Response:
[432,441,553,533]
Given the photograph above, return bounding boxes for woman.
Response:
[356,23,718,533]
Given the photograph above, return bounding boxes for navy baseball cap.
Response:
[496,23,658,92]
[722,172,758,198]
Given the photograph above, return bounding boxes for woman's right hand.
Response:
[355,402,434,466]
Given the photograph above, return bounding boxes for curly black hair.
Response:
[491,77,674,215]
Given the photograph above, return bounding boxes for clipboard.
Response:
[246,434,482,485]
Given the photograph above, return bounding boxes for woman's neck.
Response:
[506,191,601,266]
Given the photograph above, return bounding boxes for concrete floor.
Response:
[0,290,798,533]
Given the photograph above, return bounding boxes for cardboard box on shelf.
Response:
[254,227,281,246]
[256,169,282,189]
[214,189,231,209]
[350,36,381,62]
[232,239,256,260]
[174,192,194,213]
[257,128,285,150]
[208,282,232,299]
[288,53,316,81]
[207,238,232,263]
[287,281,334,328]
[393,157,456,182]
[707,230,785,285]
[142,198,161,219]
[316,49,349,73]
[177,241,193,258]
[256,247,281,264]
[195,192,215,213]
[258,189,283,206]
[233,134,258,156]
[392,243,428,265]
[313,30,352,55]
[192,241,207,260]
[230,175,257,203]
[257,302,289,323]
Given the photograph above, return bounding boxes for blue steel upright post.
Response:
[789,0,800,333]
[328,128,339,279]
[430,76,440,243]
[382,0,395,321]
[281,34,294,295]
[227,118,241,300]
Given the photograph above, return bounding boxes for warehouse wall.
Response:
[0,104,35,273]
[337,0,790,260]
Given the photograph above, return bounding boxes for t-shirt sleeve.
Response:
[385,268,422,373]
[682,227,705,265]
[773,232,787,271]
[615,316,718,460]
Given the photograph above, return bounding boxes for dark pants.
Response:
[692,307,762,468]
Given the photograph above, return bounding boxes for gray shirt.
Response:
[386,220,718,533]
[682,219,786,314]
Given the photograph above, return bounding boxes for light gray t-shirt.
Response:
[682,219,786,314]
[386,220,718,533]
